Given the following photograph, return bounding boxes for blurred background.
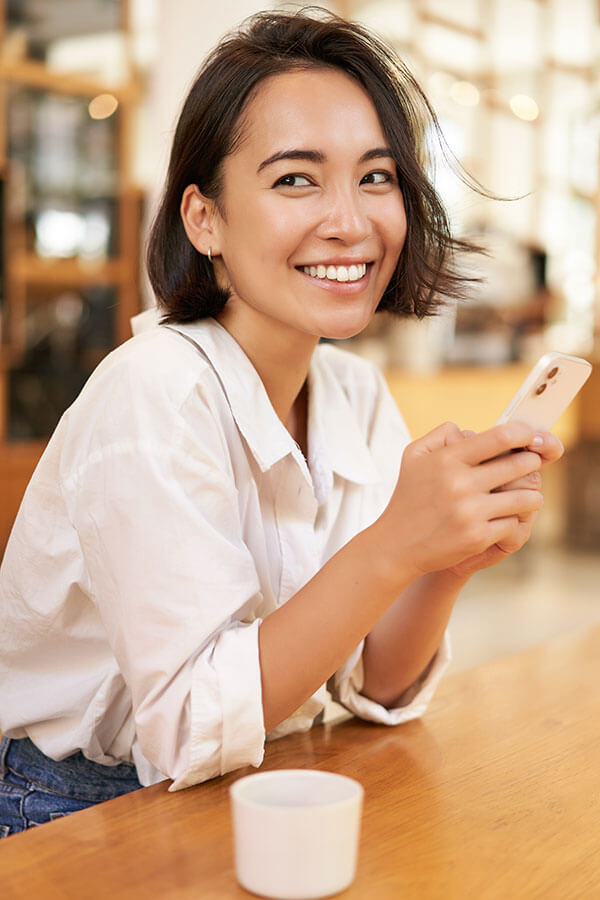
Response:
[0,0,598,671]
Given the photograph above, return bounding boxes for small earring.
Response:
[207,247,213,264]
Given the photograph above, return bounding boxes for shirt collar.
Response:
[164,319,293,471]
[163,318,379,486]
[308,346,380,487]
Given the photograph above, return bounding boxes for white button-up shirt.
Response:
[0,317,449,790]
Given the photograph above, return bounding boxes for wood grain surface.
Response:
[2,626,600,899]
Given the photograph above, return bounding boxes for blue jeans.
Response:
[0,735,142,838]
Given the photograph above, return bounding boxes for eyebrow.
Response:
[256,147,395,174]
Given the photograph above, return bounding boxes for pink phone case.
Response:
[496,352,592,432]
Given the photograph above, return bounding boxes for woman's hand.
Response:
[361,427,563,709]
[442,430,564,580]
[376,420,555,585]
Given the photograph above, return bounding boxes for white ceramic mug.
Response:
[230,768,364,899]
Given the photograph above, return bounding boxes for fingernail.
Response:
[530,434,544,448]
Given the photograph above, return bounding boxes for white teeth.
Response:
[302,263,367,282]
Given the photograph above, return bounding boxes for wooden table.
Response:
[3,626,600,899]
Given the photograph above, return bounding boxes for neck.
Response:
[216,304,318,436]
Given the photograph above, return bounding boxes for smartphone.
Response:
[496,352,592,431]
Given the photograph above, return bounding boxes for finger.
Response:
[485,487,544,520]
[485,514,523,550]
[486,512,536,552]
[493,471,542,493]
[461,429,477,439]
[477,450,542,492]
[527,432,564,465]
[505,508,538,527]
[454,422,537,466]
[518,510,538,526]
[463,502,537,557]
[496,516,536,553]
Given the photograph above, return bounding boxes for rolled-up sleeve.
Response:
[331,632,451,725]
[62,376,266,788]
[173,620,265,790]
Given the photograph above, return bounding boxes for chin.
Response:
[316,312,376,342]
[321,327,367,342]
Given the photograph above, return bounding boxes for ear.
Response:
[180,184,221,257]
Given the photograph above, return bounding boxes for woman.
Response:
[0,9,562,835]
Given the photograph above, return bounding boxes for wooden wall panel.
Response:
[0,441,44,557]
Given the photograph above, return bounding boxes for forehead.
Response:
[236,68,388,158]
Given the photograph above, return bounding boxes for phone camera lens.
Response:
[547,366,559,379]
[535,382,547,396]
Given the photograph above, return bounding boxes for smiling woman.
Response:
[0,8,564,835]
[179,67,407,370]
[148,9,477,327]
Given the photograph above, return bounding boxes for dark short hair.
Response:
[147,7,480,324]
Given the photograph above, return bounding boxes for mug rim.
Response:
[230,768,363,812]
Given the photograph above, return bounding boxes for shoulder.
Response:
[71,323,239,433]
[55,323,232,471]
[86,325,212,404]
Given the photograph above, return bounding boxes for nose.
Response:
[316,186,370,244]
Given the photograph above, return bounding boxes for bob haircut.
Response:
[147,7,479,324]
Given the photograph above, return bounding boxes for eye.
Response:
[361,170,395,185]
[273,173,313,188]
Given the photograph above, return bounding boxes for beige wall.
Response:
[140,0,278,306]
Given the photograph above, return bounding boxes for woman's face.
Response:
[207,67,407,345]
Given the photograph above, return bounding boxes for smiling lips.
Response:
[301,262,368,283]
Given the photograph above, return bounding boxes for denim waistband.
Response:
[0,736,142,804]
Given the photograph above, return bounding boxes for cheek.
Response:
[263,200,317,249]
[381,199,408,267]
[230,200,309,265]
